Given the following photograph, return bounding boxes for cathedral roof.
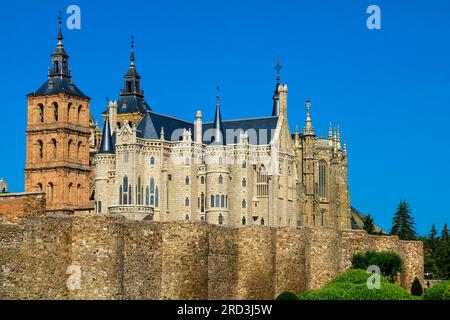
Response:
[137,111,194,140]
[117,95,150,114]
[31,77,89,99]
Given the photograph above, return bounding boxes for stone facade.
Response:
[0,215,423,300]
[0,192,46,218]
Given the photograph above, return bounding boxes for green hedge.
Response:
[423,280,450,300]
[351,251,403,282]
[275,292,299,300]
[299,269,412,300]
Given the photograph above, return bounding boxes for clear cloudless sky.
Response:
[0,0,449,235]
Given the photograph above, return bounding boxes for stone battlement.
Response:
[0,215,423,300]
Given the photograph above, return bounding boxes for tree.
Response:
[363,214,376,235]
[390,201,416,240]
[442,223,449,242]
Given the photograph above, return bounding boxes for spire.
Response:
[98,114,114,154]
[272,57,282,116]
[303,100,315,136]
[328,122,333,140]
[337,125,341,150]
[57,11,63,44]
[212,83,225,145]
[130,34,135,65]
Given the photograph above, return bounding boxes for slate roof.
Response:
[137,111,194,141]
[31,77,89,99]
[98,117,114,154]
[117,95,150,114]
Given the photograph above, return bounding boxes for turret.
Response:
[195,110,203,144]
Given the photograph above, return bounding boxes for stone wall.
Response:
[0,216,423,300]
[0,192,46,217]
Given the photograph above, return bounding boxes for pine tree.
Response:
[429,224,438,253]
[363,214,376,235]
[390,201,417,240]
[442,223,449,242]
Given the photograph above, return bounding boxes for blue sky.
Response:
[0,0,449,235]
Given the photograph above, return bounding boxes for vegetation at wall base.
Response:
[351,251,403,283]
[422,280,450,300]
[299,269,412,300]
[421,223,450,279]
[275,292,300,300]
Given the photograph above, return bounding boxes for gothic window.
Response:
[218,214,224,225]
[98,201,102,214]
[211,195,214,208]
[150,157,155,165]
[155,187,159,207]
[218,175,223,185]
[150,178,155,193]
[137,176,142,205]
[185,214,190,221]
[319,161,328,198]
[215,195,220,208]
[257,165,269,197]
[68,183,73,203]
[201,176,205,184]
[185,176,190,186]
[67,103,72,121]
[185,158,190,166]
[226,195,228,208]
[122,176,130,205]
[53,61,59,73]
[38,104,44,123]
[242,178,247,188]
[37,140,43,160]
[47,183,54,203]
[242,160,247,169]
[50,139,57,159]
[185,197,190,207]
[242,216,246,225]
[129,184,132,204]
[37,183,43,192]
[119,185,123,205]
[150,195,155,206]
[146,187,149,206]
[261,218,265,226]
[242,199,247,209]
[218,157,223,165]
[201,193,205,212]
[68,140,74,159]
[53,102,59,122]
[221,195,225,207]
[123,151,129,163]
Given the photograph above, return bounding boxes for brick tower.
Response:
[25,16,91,212]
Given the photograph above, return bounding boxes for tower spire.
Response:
[272,57,283,116]
[303,100,315,136]
[57,11,63,44]
[130,34,135,65]
[212,82,225,145]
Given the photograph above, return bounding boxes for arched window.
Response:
[242,199,247,209]
[68,140,74,159]
[215,195,220,208]
[98,201,102,214]
[50,139,57,159]
[68,183,73,203]
[119,185,123,205]
[242,178,246,188]
[261,218,265,226]
[77,105,82,124]
[37,140,44,160]
[150,195,155,206]
[122,176,130,205]
[211,195,214,207]
[47,183,54,203]
[218,214,224,225]
[77,184,81,204]
[38,104,44,123]
[221,195,225,207]
[218,157,223,165]
[150,178,155,193]
[123,150,129,163]
[200,176,205,184]
[218,175,223,185]
[145,187,150,206]
[257,165,269,196]
[53,102,59,122]
[226,195,228,208]
[36,183,43,192]
[200,193,205,212]
[185,158,190,165]
[319,161,328,198]
[54,61,59,73]
[185,197,190,207]
[77,142,82,160]
[185,214,190,221]
[242,216,246,225]
[155,187,159,207]
[242,160,247,169]
[150,157,155,165]
[137,176,142,205]
[185,176,190,185]
[67,103,72,121]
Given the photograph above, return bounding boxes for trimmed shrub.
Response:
[443,286,450,300]
[410,277,423,296]
[423,280,450,300]
[275,292,299,300]
[299,269,412,300]
[351,251,403,282]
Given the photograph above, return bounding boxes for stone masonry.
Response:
[0,215,423,300]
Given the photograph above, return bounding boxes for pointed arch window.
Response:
[185,197,190,207]
[242,199,247,209]
[150,157,155,165]
[218,157,223,165]
[37,140,44,160]
[38,104,44,123]
[185,176,190,186]
[145,186,150,206]
[242,160,247,169]
[47,183,54,203]
[200,193,205,212]
[211,195,214,208]
[218,214,224,225]
[77,105,82,124]
[257,165,269,197]
[261,218,265,226]
[77,142,82,160]
[242,178,247,188]
[221,195,225,207]
[155,187,159,207]
[218,175,223,185]
[215,195,220,208]
[319,161,328,198]
[150,195,155,206]
[50,139,57,159]
[150,178,155,193]
[200,176,205,184]
[242,216,247,225]
[53,102,59,122]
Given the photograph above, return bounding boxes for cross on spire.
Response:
[274,57,282,82]
[57,10,63,42]
[130,34,135,64]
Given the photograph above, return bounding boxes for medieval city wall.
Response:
[0,215,423,300]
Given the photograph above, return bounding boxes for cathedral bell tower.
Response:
[24,15,92,212]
